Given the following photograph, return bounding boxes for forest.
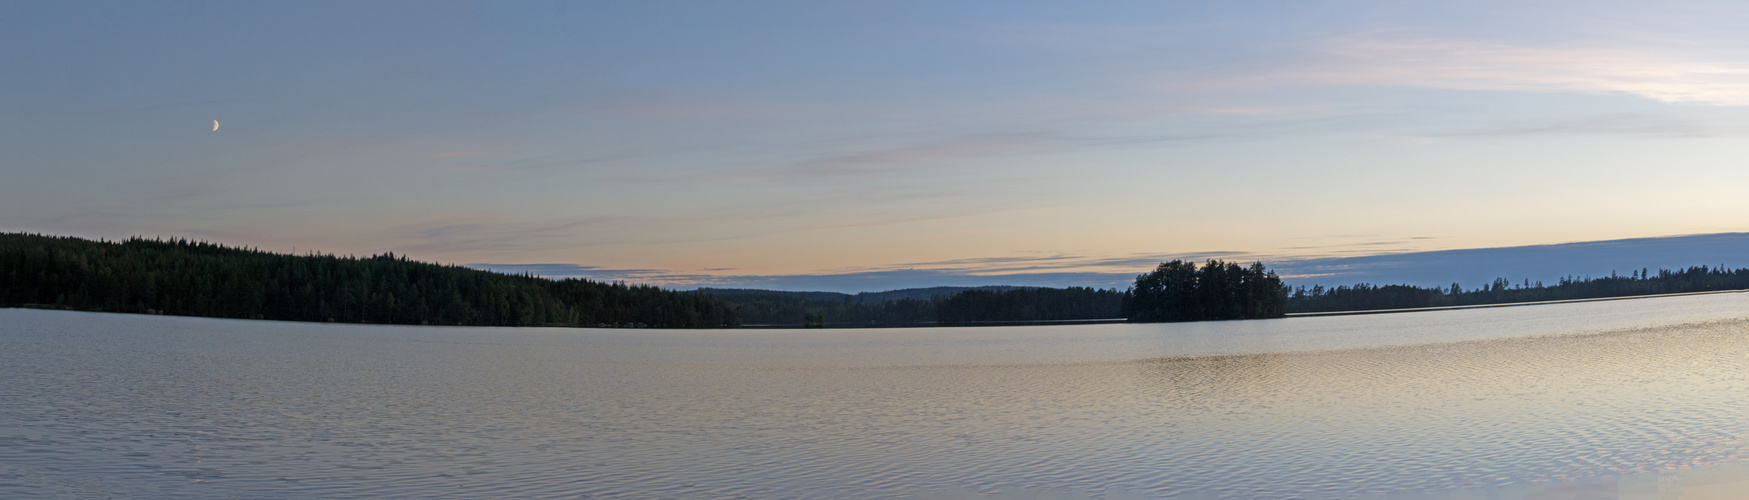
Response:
[0,233,739,328]
[1286,266,1749,313]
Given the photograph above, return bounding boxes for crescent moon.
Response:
[212,119,220,132]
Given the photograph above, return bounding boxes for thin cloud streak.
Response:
[1430,113,1718,138]
[778,134,1052,177]
[381,191,1045,257]
[660,129,1240,185]
[1205,33,1749,105]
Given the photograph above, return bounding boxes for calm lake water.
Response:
[5,293,1749,499]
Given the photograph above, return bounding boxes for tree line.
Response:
[0,233,739,328]
[1286,266,1749,313]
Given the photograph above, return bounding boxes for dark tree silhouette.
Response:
[1122,260,1286,322]
[1285,265,1749,313]
[0,233,739,328]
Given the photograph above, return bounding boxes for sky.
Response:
[5,1,1749,292]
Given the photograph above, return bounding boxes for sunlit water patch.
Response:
[3,292,1749,498]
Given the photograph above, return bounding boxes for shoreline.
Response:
[1284,288,1749,318]
[10,287,1747,328]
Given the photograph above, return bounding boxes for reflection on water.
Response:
[2,292,1749,498]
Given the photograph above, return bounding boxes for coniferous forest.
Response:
[1122,260,1288,322]
[1285,266,1749,313]
[0,233,739,328]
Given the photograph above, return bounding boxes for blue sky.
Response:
[5,1,1749,292]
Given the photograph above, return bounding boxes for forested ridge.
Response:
[0,233,739,328]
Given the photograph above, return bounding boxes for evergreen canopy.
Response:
[0,233,738,328]
[1122,260,1288,322]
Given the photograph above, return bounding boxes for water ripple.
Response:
[3,294,1749,498]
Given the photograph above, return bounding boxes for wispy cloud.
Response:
[779,134,1053,177]
[1208,33,1749,105]
[666,133,1063,182]
[977,14,1749,107]
[1432,113,1716,138]
[385,193,1040,257]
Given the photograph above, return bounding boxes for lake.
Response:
[4,292,1749,499]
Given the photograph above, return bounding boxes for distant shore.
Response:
[11,288,1748,328]
[1285,288,1749,318]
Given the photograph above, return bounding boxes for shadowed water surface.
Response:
[4,292,1749,498]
